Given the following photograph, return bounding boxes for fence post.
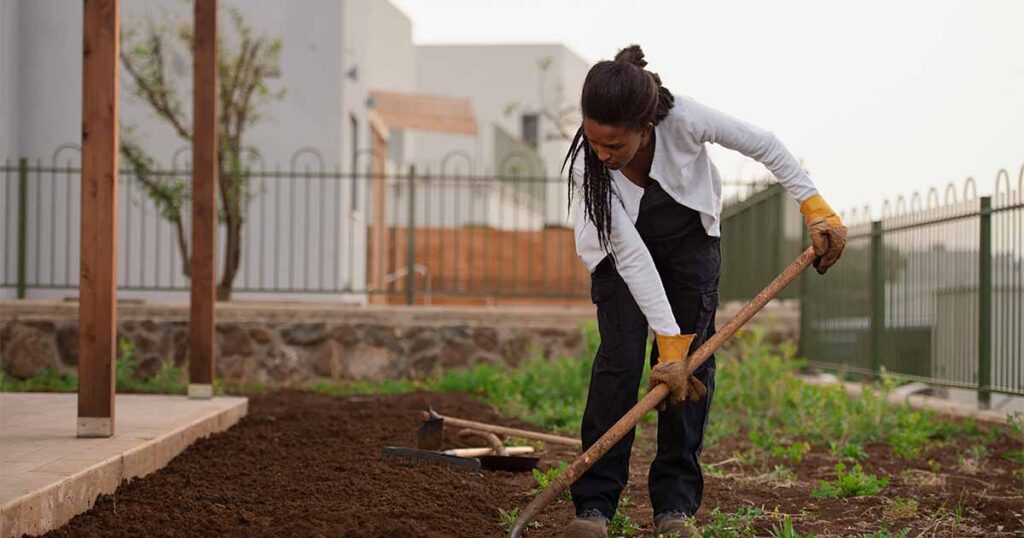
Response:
[978,196,992,409]
[405,166,416,306]
[16,158,28,299]
[869,220,884,378]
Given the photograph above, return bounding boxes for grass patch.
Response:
[1,338,190,394]
[883,498,919,519]
[687,506,764,537]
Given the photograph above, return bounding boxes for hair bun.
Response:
[614,44,647,68]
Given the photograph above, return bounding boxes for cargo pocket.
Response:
[590,260,622,351]
[689,290,719,355]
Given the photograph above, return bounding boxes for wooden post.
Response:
[368,112,389,305]
[189,0,218,399]
[78,0,120,438]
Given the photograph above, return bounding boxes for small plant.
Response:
[967,444,990,459]
[1008,412,1023,436]
[607,512,638,537]
[769,515,815,538]
[497,507,540,533]
[774,441,812,462]
[764,464,797,486]
[883,498,919,519]
[927,459,941,473]
[861,528,910,538]
[811,463,888,499]
[530,461,571,500]
[829,441,868,460]
[692,507,764,537]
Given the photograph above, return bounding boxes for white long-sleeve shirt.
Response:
[571,94,819,336]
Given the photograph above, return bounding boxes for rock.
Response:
[217,354,253,383]
[364,325,401,351]
[402,326,425,340]
[25,320,56,332]
[282,323,326,346]
[172,329,189,366]
[409,353,441,377]
[328,325,359,346]
[440,325,470,343]
[439,342,475,369]
[562,330,583,350]
[135,334,157,355]
[313,340,343,379]
[259,345,306,384]
[249,327,273,344]
[343,345,392,380]
[409,335,438,354]
[134,354,164,379]
[472,327,498,351]
[56,325,79,366]
[217,324,253,356]
[1,326,58,379]
[502,334,534,365]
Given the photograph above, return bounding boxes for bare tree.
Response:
[120,6,284,299]
[503,55,579,142]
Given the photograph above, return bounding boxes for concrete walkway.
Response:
[0,393,247,537]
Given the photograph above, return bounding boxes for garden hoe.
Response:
[507,247,818,537]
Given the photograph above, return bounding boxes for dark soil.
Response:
[43,391,1023,537]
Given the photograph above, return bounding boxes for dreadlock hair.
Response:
[562,44,675,251]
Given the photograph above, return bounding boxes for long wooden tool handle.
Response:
[421,412,581,447]
[509,247,817,538]
[444,446,535,457]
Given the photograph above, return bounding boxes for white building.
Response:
[414,43,590,226]
[0,1,589,301]
[0,0,414,302]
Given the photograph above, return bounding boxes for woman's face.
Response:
[582,117,653,171]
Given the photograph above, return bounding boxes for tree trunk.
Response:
[217,214,241,301]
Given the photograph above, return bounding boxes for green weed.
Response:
[689,507,764,538]
[769,515,815,538]
[497,507,540,533]
[811,463,888,499]
[829,441,868,460]
[608,512,638,537]
[530,460,571,501]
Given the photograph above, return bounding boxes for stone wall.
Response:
[0,301,592,386]
[0,299,800,386]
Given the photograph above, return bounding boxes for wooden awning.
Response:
[369,90,477,135]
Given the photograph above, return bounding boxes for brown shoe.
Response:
[563,509,607,538]
[654,511,694,537]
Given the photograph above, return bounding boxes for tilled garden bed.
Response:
[44,391,1022,537]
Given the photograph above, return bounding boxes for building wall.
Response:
[414,43,589,225]
[0,0,419,302]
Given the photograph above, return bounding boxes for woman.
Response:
[563,45,846,537]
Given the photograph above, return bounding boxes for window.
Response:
[521,113,539,150]
[350,114,359,211]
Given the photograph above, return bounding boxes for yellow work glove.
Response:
[648,333,707,409]
[800,194,848,274]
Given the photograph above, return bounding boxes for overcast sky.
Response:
[391,0,1024,216]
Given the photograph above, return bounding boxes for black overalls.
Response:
[570,179,721,520]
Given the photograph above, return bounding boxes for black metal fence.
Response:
[718,166,1024,398]
[0,157,590,303]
